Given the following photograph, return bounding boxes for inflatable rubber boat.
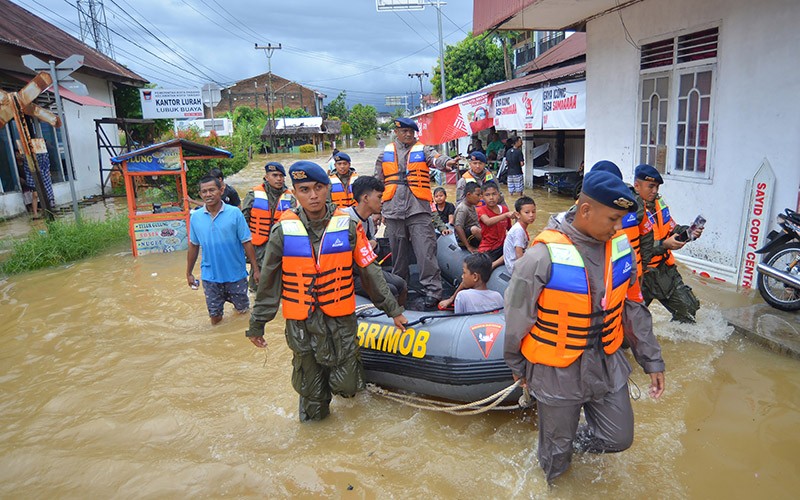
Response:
[356,231,518,403]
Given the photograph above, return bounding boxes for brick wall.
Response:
[211,73,323,116]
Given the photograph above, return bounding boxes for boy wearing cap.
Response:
[327,152,359,208]
[247,161,407,422]
[374,117,459,310]
[242,162,295,291]
[456,151,506,206]
[633,164,703,323]
[504,170,665,484]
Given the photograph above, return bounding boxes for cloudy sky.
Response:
[16,0,475,110]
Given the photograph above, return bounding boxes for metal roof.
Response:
[0,0,146,86]
[110,139,233,164]
[482,61,586,95]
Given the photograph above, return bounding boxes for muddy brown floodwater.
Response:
[1,144,798,497]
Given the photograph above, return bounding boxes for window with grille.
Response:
[637,27,718,179]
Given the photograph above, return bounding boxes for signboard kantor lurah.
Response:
[125,146,182,172]
[140,88,203,119]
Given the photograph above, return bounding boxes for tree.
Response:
[324,91,348,121]
[348,104,377,139]
[430,33,505,100]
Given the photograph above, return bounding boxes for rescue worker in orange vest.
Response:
[633,164,703,323]
[374,117,459,310]
[504,170,665,484]
[246,161,407,422]
[241,162,296,291]
[327,151,358,208]
[455,151,506,207]
[555,160,645,303]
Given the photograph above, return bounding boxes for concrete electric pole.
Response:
[408,72,429,112]
[255,43,282,153]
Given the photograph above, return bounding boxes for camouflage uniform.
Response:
[636,194,700,323]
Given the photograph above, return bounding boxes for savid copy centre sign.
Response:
[738,159,775,289]
[140,88,203,119]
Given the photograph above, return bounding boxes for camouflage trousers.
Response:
[642,264,700,323]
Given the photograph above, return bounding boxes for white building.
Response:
[475,0,800,287]
[0,0,146,218]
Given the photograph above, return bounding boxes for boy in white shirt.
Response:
[503,196,537,274]
[451,253,504,314]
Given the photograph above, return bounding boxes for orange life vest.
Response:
[249,185,294,246]
[280,209,374,320]
[382,142,432,202]
[520,230,632,368]
[638,196,676,268]
[329,172,358,208]
[619,212,644,302]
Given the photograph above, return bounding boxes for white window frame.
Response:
[636,25,719,182]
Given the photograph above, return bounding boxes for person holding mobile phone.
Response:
[633,164,703,323]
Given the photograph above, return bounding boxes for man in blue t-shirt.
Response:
[187,175,258,324]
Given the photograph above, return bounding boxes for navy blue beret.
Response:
[582,170,637,211]
[333,152,351,163]
[394,117,419,131]
[469,151,487,163]
[289,161,330,185]
[634,164,663,184]
[590,160,622,180]
[264,161,285,175]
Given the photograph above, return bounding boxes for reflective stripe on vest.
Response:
[280,210,355,320]
[520,230,631,368]
[620,212,644,301]
[381,142,432,202]
[249,186,294,246]
[640,197,676,268]
[329,172,358,208]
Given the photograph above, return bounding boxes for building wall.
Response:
[0,71,118,218]
[585,0,800,282]
[212,74,321,116]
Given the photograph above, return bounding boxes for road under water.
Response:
[0,146,798,497]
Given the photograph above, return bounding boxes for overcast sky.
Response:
[15,0,475,110]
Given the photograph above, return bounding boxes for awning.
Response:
[55,86,112,107]
[413,90,494,145]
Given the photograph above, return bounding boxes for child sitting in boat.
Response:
[503,196,537,274]
[448,253,504,314]
[432,187,455,225]
[453,182,482,253]
[477,181,514,268]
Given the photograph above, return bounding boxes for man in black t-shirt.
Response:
[504,136,525,196]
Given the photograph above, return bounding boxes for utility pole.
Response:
[408,71,429,112]
[255,43,281,153]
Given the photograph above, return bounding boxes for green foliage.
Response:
[270,107,311,119]
[113,83,173,141]
[431,33,505,99]
[378,121,394,133]
[184,155,248,198]
[340,121,353,137]
[298,144,316,153]
[324,91,348,121]
[349,104,378,139]
[391,107,406,118]
[0,216,130,275]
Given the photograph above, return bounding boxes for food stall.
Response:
[110,138,232,257]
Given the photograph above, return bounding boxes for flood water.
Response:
[1,144,798,498]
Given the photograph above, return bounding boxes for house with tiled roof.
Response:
[0,0,147,217]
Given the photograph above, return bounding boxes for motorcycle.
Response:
[755,208,800,311]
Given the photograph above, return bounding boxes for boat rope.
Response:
[366,379,534,415]
[355,302,504,326]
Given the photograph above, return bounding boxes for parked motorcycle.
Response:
[755,208,800,311]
